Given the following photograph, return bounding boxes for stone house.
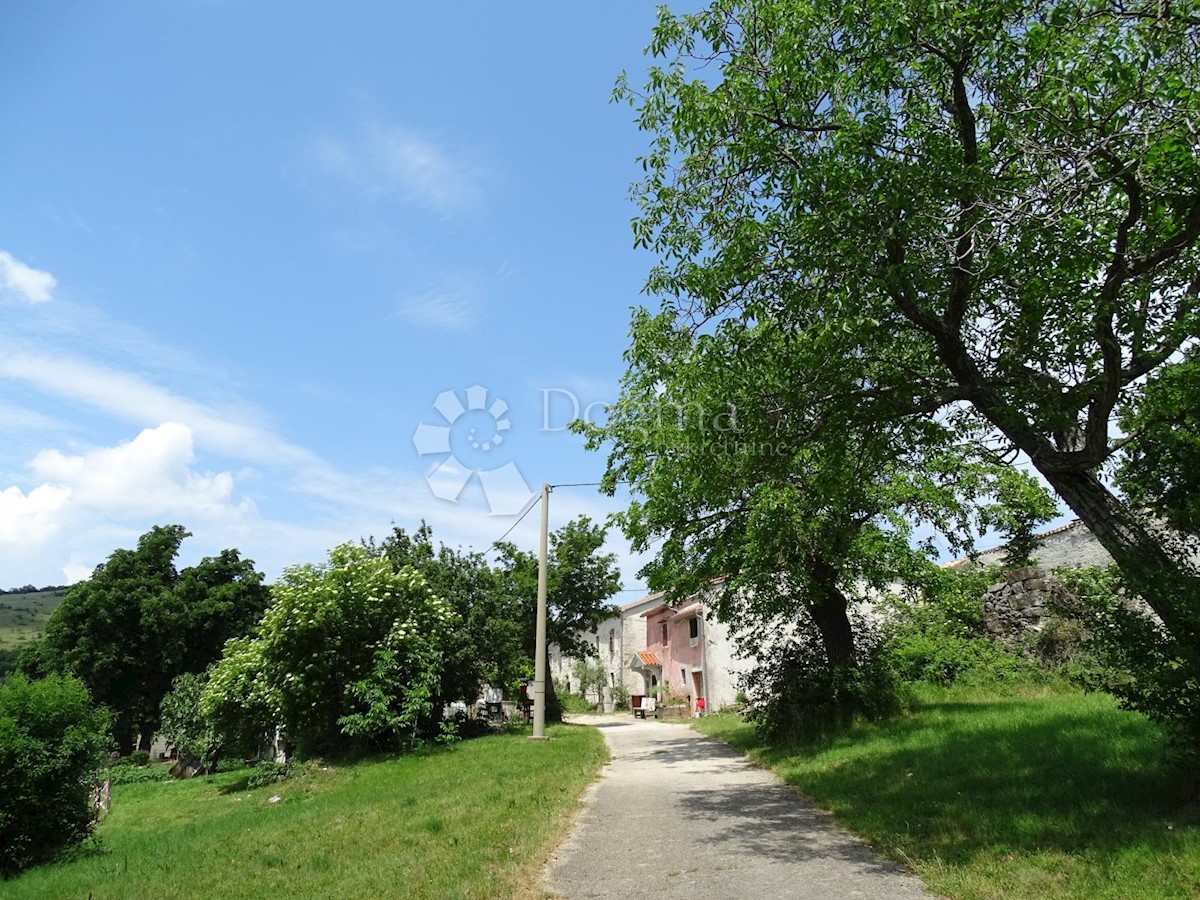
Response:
[551,588,751,713]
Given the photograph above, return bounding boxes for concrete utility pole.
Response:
[531,482,551,740]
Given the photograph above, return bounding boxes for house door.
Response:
[691,671,704,714]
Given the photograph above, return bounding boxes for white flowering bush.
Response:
[202,543,458,758]
[199,637,277,761]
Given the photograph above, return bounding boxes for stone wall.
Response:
[980,565,1070,644]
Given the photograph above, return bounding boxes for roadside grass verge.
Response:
[694,685,1199,900]
[3,722,606,900]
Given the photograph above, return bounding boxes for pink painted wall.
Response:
[644,606,705,712]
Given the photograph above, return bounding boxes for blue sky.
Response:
[0,2,691,588]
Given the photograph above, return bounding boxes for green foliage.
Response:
[27,526,269,754]
[1118,348,1200,536]
[571,657,607,704]
[204,543,457,758]
[1055,566,1200,774]
[160,672,221,772]
[370,518,620,729]
[744,615,900,743]
[107,762,173,786]
[611,681,630,710]
[616,0,1200,718]
[884,566,1048,688]
[496,516,621,661]
[555,687,593,715]
[887,615,1044,687]
[369,523,526,711]
[245,761,292,789]
[496,516,622,723]
[199,637,276,761]
[0,674,112,876]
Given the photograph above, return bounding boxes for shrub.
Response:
[108,763,173,786]
[1055,565,1200,776]
[555,679,593,714]
[246,761,292,789]
[204,544,458,758]
[611,682,630,709]
[160,672,222,773]
[886,613,1045,687]
[883,567,1048,689]
[200,637,278,761]
[0,674,112,876]
[744,615,899,744]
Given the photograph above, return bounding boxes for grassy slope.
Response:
[695,686,1200,900]
[4,723,606,900]
[0,590,66,651]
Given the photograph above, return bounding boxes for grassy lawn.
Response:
[3,723,606,900]
[694,686,1200,900]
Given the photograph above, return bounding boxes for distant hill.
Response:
[0,587,68,652]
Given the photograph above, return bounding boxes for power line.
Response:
[548,479,629,489]
[486,477,632,552]
[489,492,542,547]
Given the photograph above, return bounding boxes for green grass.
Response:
[0,589,65,651]
[3,723,606,899]
[694,685,1200,900]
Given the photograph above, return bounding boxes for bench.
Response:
[632,697,657,719]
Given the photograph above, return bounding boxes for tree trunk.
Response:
[1038,466,1200,644]
[931,334,1200,644]
[137,724,156,755]
[808,558,857,667]
[115,730,135,757]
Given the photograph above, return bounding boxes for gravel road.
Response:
[544,715,932,899]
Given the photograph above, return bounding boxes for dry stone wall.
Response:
[980,566,1071,645]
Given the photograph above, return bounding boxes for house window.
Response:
[688,617,699,639]
[610,673,615,687]
[608,628,615,653]
[660,622,669,645]
[680,667,687,686]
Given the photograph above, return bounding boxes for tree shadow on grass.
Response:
[747,695,1197,866]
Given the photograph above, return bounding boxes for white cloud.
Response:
[0,483,72,544]
[312,124,481,215]
[0,349,434,526]
[0,424,254,583]
[29,422,246,520]
[395,278,481,330]
[0,250,56,303]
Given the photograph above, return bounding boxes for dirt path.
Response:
[544,715,931,899]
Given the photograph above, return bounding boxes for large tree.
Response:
[618,0,1200,651]
[581,311,1055,670]
[496,516,622,722]
[203,543,457,758]
[26,526,269,754]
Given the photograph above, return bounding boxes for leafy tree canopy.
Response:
[613,0,1200,646]
[204,543,457,758]
[24,525,269,755]
[496,515,622,722]
[1118,347,1200,536]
